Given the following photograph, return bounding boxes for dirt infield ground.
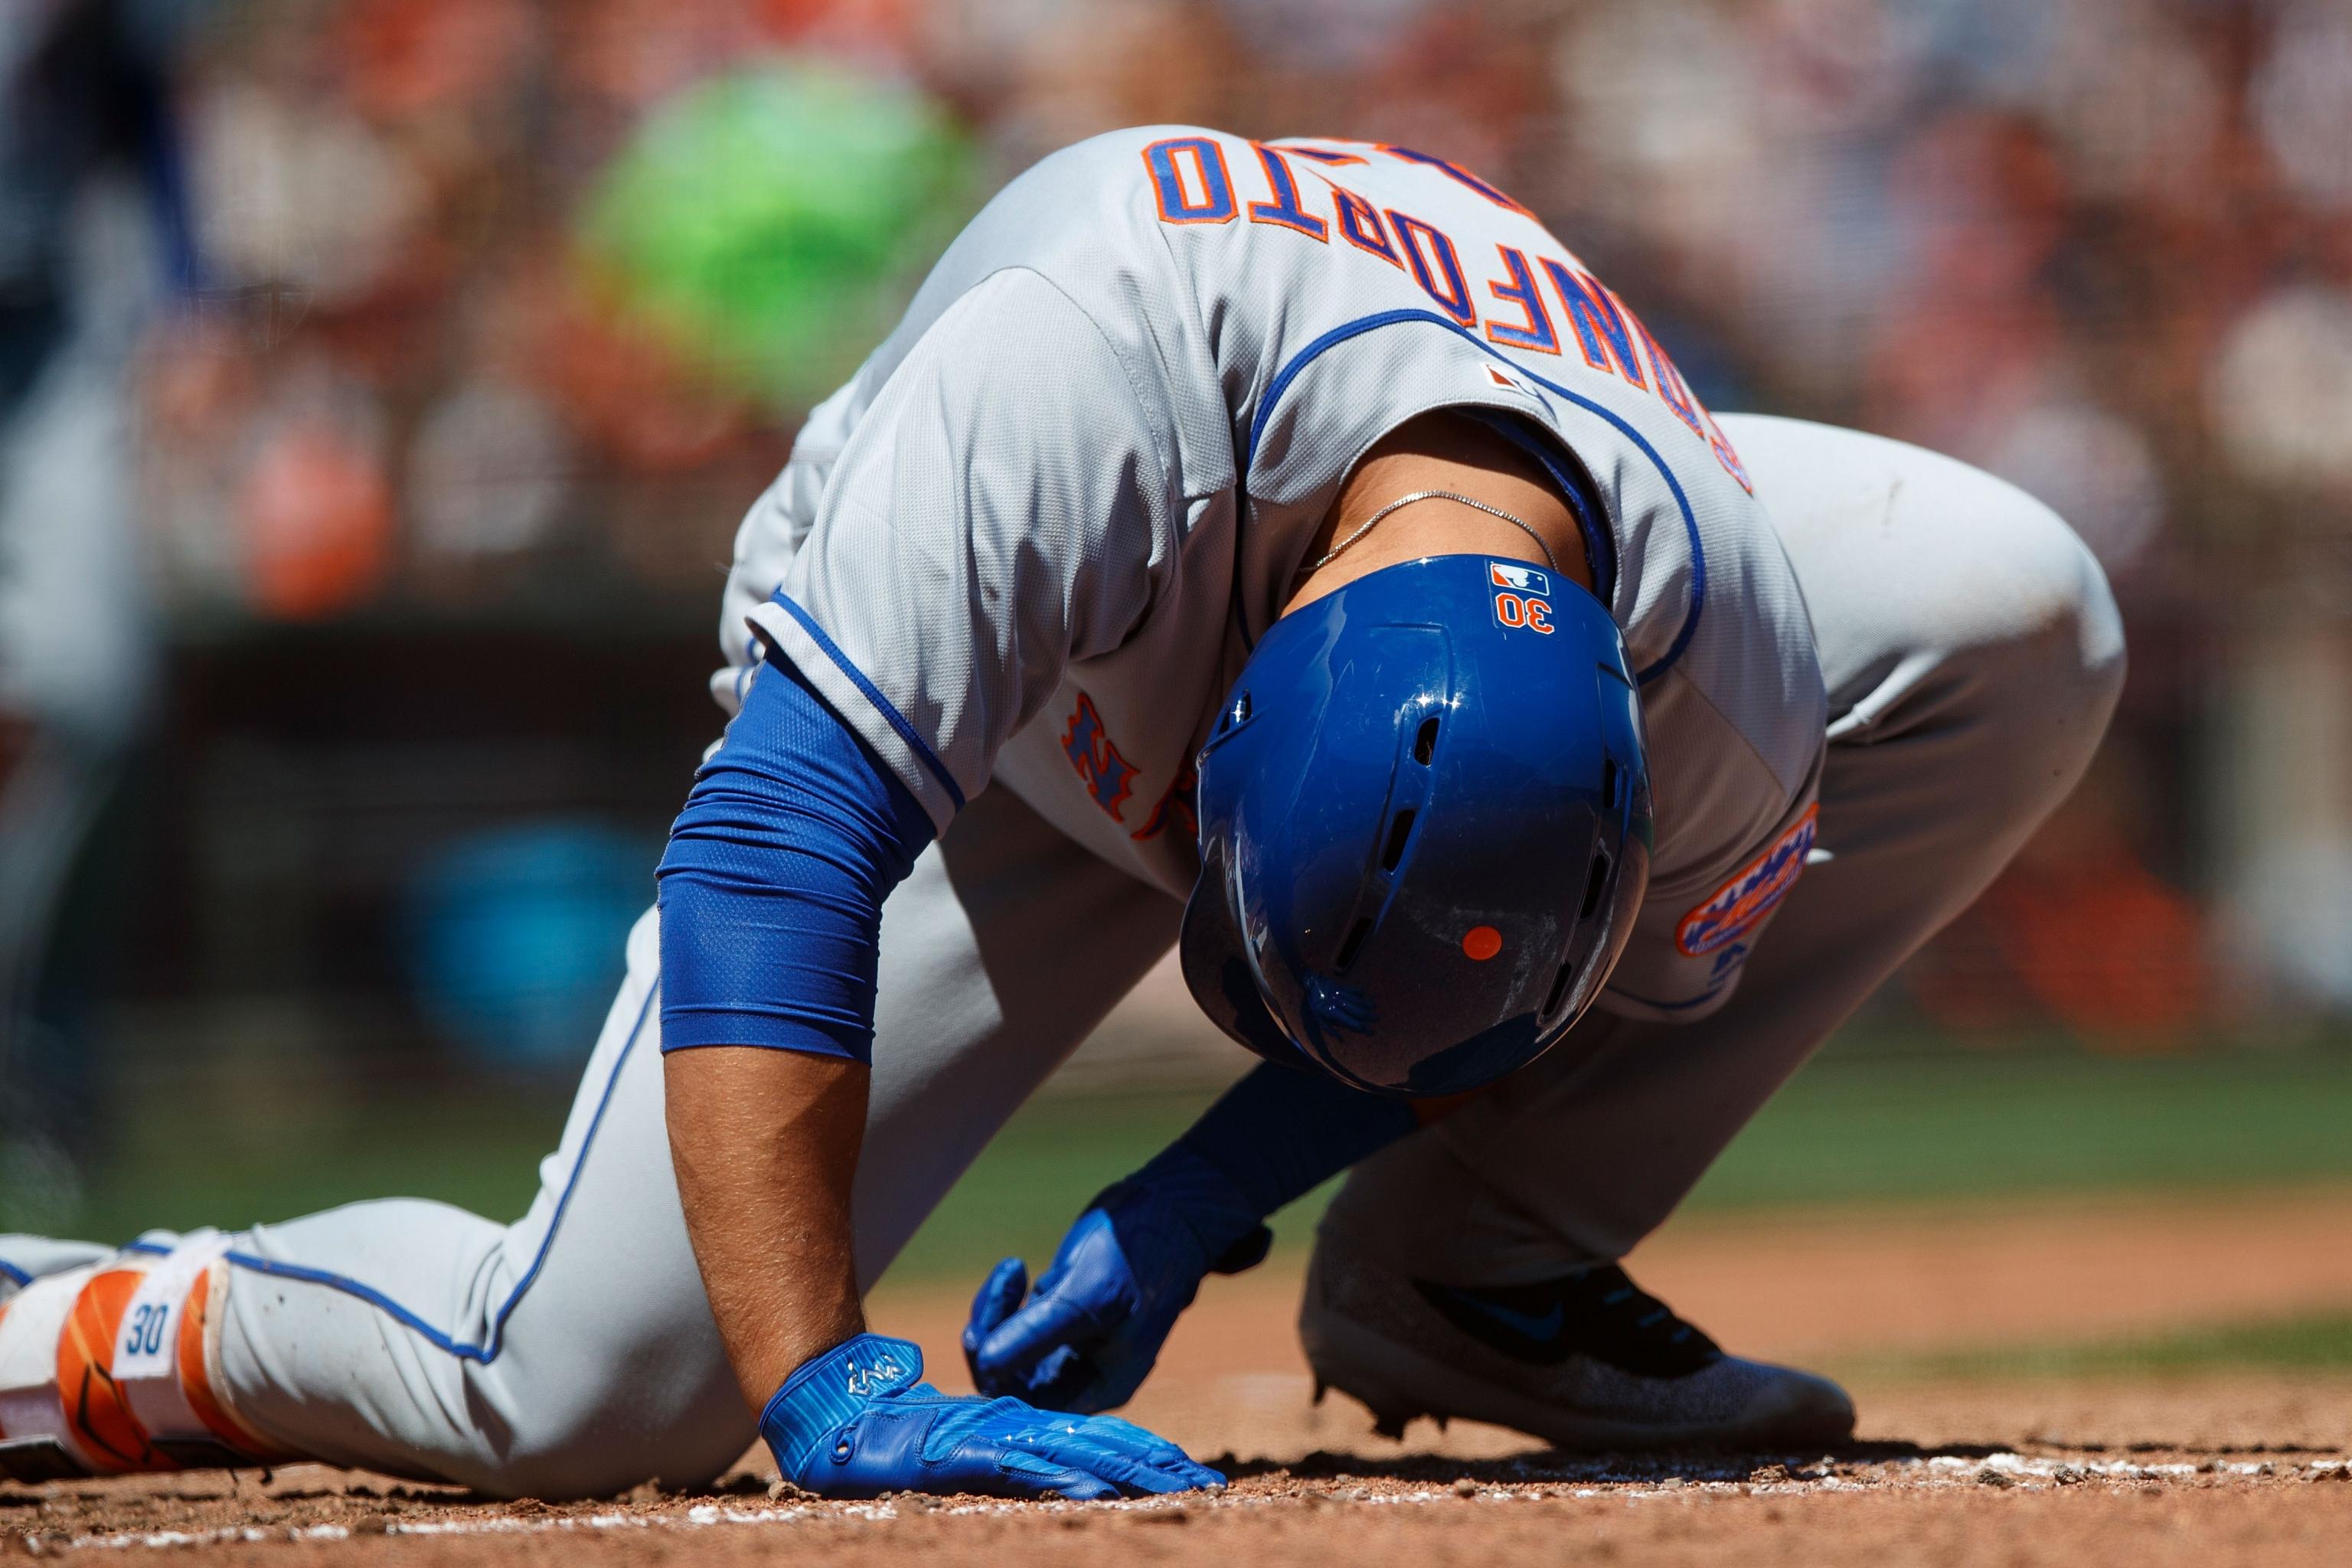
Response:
[8,1189,2350,1565]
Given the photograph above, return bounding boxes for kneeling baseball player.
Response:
[0,126,2122,1501]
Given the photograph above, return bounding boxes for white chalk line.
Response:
[20,1456,2349,1553]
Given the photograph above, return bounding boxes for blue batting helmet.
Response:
[1178,553,1652,1097]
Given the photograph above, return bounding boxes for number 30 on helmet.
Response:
[1179,552,1652,1097]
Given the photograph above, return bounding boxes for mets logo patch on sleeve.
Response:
[1674,805,1818,957]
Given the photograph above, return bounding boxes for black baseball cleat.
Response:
[1299,1231,1855,1451]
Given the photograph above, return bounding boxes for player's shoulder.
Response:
[1016,124,1239,174]
[983,125,1235,227]
[897,126,1228,322]
[866,129,1213,382]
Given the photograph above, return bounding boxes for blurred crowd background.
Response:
[5,0,2352,1223]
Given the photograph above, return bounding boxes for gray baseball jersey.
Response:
[717,126,1827,1021]
[3,141,2125,1512]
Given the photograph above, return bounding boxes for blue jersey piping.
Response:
[1243,307,1708,685]
[1602,983,1728,1013]
[768,593,966,812]
[203,983,656,1366]
[1455,406,1619,607]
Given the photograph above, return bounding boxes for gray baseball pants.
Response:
[2,416,2123,1497]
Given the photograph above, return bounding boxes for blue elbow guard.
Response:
[655,655,935,1060]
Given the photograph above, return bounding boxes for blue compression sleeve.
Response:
[655,655,936,1060]
[1148,1062,1419,1220]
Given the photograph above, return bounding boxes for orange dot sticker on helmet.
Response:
[1462,926,1502,961]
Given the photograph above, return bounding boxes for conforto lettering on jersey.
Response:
[1140,136,1751,494]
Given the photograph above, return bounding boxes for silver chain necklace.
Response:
[1306,488,1560,574]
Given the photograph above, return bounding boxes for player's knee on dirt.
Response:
[465,1375,750,1502]
[201,1223,749,1501]
[335,1305,753,1501]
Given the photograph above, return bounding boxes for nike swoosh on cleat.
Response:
[1415,1282,1568,1358]
[1452,1294,1563,1341]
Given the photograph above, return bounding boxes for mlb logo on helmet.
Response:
[1489,560,1554,634]
[1489,561,1550,596]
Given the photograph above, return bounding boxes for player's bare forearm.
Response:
[663,1047,868,1410]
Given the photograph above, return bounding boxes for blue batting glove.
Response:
[962,1145,1272,1413]
[762,1333,1222,1501]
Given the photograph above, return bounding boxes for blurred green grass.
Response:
[890,1048,2352,1282]
[34,1047,2352,1291]
[1835,1311,2352,1383]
